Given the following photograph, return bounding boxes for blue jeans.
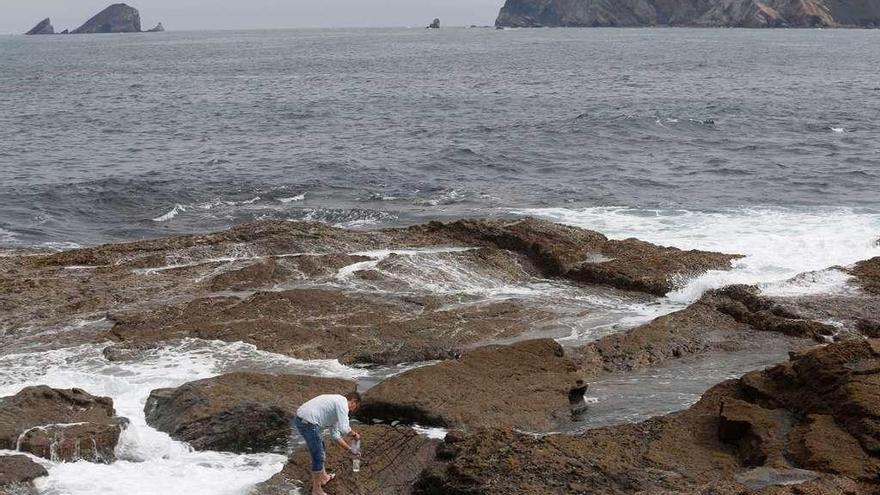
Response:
[294,416,325,473]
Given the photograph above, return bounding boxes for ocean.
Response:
[1,27,880,495]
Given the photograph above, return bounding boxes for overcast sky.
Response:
[1,0,505,34]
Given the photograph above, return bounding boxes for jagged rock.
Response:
[146,22,164,32]
[415,340,880,494]
[72,3,141,34]
[495,0,880,28]
[0,455,47,495]
[0,386,127,463]
[253,425,439,495]
[59,29,69,35]
[358,339,578,431]
[25,18,54,35]
[144,372,355,453]
[427,18,440,29]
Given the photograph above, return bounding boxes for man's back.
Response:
[297,394,349,430]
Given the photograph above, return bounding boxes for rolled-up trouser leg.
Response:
[294,416,326,473]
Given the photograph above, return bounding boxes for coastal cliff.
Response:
[495,0,880,27]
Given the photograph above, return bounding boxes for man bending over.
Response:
[294,391,362,495]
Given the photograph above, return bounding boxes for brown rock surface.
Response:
[358,339,578,431]
[144,372,355,453]
[1,218,735,356]
[0,455,47,486]
[110,289,550,364]
[253,425,439,495]
[416,340,880,494]
[0,386,126,463]
[851,257,880,294]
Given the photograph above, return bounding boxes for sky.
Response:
[1,0,505,34]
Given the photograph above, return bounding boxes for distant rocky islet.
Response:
[25,3,164,35]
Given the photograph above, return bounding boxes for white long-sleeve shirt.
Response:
[296,394,352,440]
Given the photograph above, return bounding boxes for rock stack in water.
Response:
[71,3,142,33]
[25,18,54,35]
[427,18,440,29]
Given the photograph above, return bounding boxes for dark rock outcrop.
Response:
[146,22,165,32]
[0,386,127,463]
[0,455,47,495]
[416,340,880,494]
[72,3,141,34]
[427,18,440,29]
[495,0,880,28]
[358,339,578,431]
[25,18,54,35]
[144,372,355,453]
[253,425,440,495]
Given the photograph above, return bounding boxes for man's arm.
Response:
[329,398,360,453]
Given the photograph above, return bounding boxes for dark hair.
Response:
[346,391,362,404]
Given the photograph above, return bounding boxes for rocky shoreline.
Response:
[1,218,878,494]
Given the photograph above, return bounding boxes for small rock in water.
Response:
[427,18,440,29]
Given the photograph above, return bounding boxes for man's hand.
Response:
[351,430,361,441]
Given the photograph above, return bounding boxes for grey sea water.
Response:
[1,27,879,247]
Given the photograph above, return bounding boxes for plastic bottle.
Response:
[351,439,361,472]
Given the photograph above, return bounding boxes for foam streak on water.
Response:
[515,206,880,301]
[0,339,366,495]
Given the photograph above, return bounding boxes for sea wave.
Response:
[513,206,880,301]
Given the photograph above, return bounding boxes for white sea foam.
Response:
[152,204,186,222]
[513,206,880,302]
[0,339,364,495]
[278,194,306,203]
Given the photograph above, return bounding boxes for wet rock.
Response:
[145,372,355,453]
[417,340,880,494]
[0,386,126,463]
[1,218,736,357]
[705,285,837,340]
[109,289,550,365]
[358,339,578,431]
[0,455,47,495]
[413,218,739,296]
[72,3,142,33]
[427,18,440,29]
[576,302,759,374]
[253,425,439,495]
[25,18,54,35]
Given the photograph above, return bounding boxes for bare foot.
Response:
[320,472,336,486]
[311,486,328,495]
